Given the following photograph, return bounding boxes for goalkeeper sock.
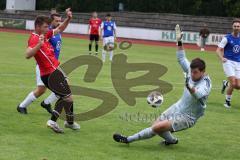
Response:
[127,127,156,143]
[159,131,177,143]
[19,91,37,108]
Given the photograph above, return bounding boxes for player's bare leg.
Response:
[34,86,47,97]
[228,76,240,89]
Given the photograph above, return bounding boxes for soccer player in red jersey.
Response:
[21,8,80,133]
[88,11,102,55]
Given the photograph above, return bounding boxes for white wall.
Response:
[6,0,36,10]
[26,20,224,45]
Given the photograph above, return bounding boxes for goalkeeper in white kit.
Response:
[113,24,212,145]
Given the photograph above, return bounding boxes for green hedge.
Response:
[35,0,240,17]
[0,18,26,29]
[0,0,6,10]
[1,0,239,17]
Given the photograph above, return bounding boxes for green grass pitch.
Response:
[0,31,239,160]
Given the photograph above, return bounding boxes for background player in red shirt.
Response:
[22,8,80,133]
[88,11,101,55]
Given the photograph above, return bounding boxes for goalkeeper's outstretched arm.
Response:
[176,46,190,74]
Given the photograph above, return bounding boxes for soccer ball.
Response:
[147,91,164,108]
[104,42,115,51]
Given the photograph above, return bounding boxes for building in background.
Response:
[6,0,35,11]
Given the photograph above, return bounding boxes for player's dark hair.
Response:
[232,18,240,25]
[50,13,61,21]
[34,15,51,27]
[190,58,206,72]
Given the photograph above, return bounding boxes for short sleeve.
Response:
[28,36,39,48]
[218,37,228,48]
[45,30,54,39]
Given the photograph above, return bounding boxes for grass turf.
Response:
[0,31,239,160]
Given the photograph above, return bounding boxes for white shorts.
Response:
[223,60,240,79]
[159,105,195,132]
[103,36,114,46]
[36,65,44,86]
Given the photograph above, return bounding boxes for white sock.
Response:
[159,131,177,143]
[44,92,59,105]
[109,51,113,61]
[127,127,156,143]
[226,95,232,101]
[19,91,37,108]
[102,50,106,62]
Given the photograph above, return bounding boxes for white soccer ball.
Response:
[147,91,164,108]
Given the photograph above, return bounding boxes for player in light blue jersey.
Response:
[113,25,211,146]
[217,19,240,108]
[100,13,117,62]
[17,13,68,114]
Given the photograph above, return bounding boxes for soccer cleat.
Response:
[47,120,64,133]
[17,105,27,114]
[175,24,183,42]
[64,121,80,130]
[41,101,53,114]
[161,139,178,146]
[224,100,231,109]
[113,133,129,144]
[221,80,228,94]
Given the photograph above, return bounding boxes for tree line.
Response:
[0,0,239,17]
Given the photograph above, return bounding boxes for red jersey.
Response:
[89,18,102,35]
[28,30,60,76]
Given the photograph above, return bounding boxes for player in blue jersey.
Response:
[17,13,67,114]
[100,13,117,62]
[217,19,240,108]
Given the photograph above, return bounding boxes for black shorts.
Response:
[89,34,99,41]
[41,69,71,98]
